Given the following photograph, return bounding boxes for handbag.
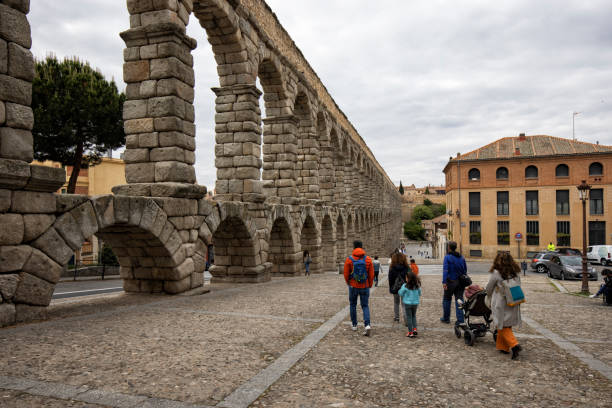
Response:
[501,277,525,306]
[458,273,472,287]
[391,275,404,294]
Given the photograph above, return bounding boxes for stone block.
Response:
[0,303,15,326]
[0,4,31,48]
[139,44,158,59]
[150,57,194,87]
[0,126,32,161]
[7,43,33,81]
[55,194,88,213]
[190,271,203,288]
[122,279,140,293]
[139,199,160,231]
[139,132,159,148]
[13,272,54,306]
[128,196,147,226]
[0,73,31,105]
[150,146,185,162]
[25,164,65,192]
[11,190,55,213]
[0,101,5,124]
[123,148,149,163]
[173,257,194,280]
[54,212,84,250]
[0,273,18,300]
[1,0,30,14]
[0,188,9,211]
[22,248,62,284]
[163,275,190,293]
[32,227,73,265]
[124,118,154,134]
[123,99,148,120]
[154,161,195,183]
[140,79,157,97]
[15,303,47,323]
[111,183,152,197]
[155,117,183,132]
[0,244,30,272]
[91,195,115,229]
[125,162,155,183]
[0,213,23,244]
[149,182,206,198]
[147,95,185,118]
[157,78,194,102]
[70,202,99,240]
[0,158,29,189]
[140,279,163,293]
[123,60,150,83]
[127,0,154,14]
[141,9,184,29]
[5,102,33,129]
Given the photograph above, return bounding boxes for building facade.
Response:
[400,184,446,222]
[444,134,612,260]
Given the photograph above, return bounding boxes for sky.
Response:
[28,1,612,190]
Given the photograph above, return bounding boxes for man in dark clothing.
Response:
[441,241,467,325]
[344,240,375,336]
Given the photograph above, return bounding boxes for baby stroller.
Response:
[454,289,493,346]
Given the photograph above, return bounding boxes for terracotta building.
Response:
[443,134,612,260]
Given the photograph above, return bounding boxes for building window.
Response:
[589,162,603,176]
[468,168,480,181]
[526,191,538,215]
[589,221,606,245]
[556,190,570,215]
[469,192,481,215]
[590,189,604,215]
[470,249,482,257]
[526,221,539,246]
[555,164,569,177]
[497,221,509,245]
[496,167,509,180]
[525,165,538,179]
[557,221,570,247]
[469,221,481,244]
[497,191,509,215]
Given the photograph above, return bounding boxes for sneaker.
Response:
[440,318,450,324]
[393,317,399,322]
[412,328,418,336]
[364,325,371,337]
[351,325,357,331]
[511,345,521,360]
[406,331,414,338]
[589,294,597,298]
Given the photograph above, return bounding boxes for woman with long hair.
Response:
[486,252,523,359]
[389,252,410,325]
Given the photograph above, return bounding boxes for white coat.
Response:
[485,269,522,329]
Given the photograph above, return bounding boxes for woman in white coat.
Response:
[486,252,522,359]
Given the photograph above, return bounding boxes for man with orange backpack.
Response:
[344,240,375,336]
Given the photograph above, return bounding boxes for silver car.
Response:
[546,255,598,280]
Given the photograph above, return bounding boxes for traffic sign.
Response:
[515,232,523,241]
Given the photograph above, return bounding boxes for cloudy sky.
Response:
[29,1,612,189]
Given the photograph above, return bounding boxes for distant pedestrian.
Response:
[440,241,467,325]
[547,242,556,252]
[410,258,419,276]
[520,260,527,276]
[486,252,523,359]
[399,270,422,337]
[344,240,375,336]
[389,252,410,325]
[303,250,312,277]
[373,256,381,287]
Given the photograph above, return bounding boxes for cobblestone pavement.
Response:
[0,267,610,407]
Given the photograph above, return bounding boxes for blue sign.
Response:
[515,232,523,240]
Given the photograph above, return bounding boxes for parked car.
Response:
[547,255,598,280]
[586,245,612,266]
[555,247,582,256]
[531,251,556,274]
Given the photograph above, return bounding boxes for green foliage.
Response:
[412,205,434,221]
[423,198,433,206]
[424,187,430,194]
[99,244,119,266]
[32,56,125,192]
[432,203,447,217]
[404,221,425,240]
[398,181,404,195]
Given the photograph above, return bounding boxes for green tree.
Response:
[99,243,119,266]
[412,204,434,221]
[32,56,125,193]
[404,220,425,240]
[423,198,433,207]
[398,181,404,195]
[431,203,447,217]
[424,186,430,194]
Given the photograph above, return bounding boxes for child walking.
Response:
[303,250,312,277]
[398,271,422,338]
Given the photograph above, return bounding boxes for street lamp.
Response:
[577,180,591,294]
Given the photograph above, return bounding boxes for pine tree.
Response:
[398,181,404,195]
[32,56,125,193]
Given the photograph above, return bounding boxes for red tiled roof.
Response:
[451,135,612,162]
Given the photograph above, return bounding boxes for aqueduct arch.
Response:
[0,0,402,326]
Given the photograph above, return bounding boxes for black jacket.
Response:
[388,264,409,294]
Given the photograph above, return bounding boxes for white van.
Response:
[586,245,612,266]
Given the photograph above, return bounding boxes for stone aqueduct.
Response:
[0,0,402,326]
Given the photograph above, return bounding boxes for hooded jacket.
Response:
[442,251,467,284]
[343,248,375,288]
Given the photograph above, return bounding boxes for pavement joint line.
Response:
[155,307,326,324]
[0,375,214,408]
[522,316,612,381]
[548,277,569,293]
[216,276,388,408]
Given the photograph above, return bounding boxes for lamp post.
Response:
[577,180,591,294]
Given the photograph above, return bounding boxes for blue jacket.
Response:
[442,252,467,284]
[398,284,421,305]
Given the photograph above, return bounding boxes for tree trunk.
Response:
[67,141,84,194]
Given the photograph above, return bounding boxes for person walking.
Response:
[547,242,556,252]
[373,256,381,287]
[410,258,419,276]
[344,240,375,336]
[389,252,410,325]
[398,270,422,337]
[486,252,523,359]
[303,250,312,277]
[441,241,467,325]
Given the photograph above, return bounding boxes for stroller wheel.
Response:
[493,330,498,342]
[464,330,474,346]
[454,325,462,338]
